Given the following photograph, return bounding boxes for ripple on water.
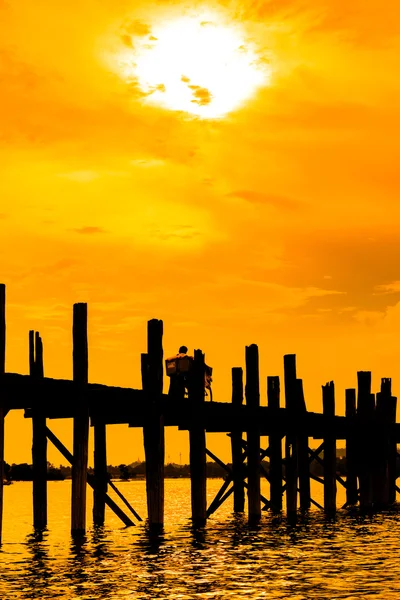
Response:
[1,480,400,599]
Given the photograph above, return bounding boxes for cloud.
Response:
[373,281,400,295]
[123,20,151,37]
[189,85,212,106]
[72,226,106,235]
[226,190,300,210]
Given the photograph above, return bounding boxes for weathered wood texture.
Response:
[345,389,358,505]
[31,331,47,529]
[71,303,89,534]
[231,367,245,512]
[189,350,207,526]
[142,319,165,530]
[356,371,374,509]
[284,354,298,515]
[323,382,336,512]
[245,344,261,522]
[0,284,5,545]
[267,376,282,512]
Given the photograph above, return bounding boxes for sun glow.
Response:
[118,15,270,118]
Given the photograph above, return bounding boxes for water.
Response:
[1,479,400,599]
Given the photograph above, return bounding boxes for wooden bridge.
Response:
[0,283,398,542]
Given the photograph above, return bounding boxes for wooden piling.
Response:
[345,389,358,505]
[373,378,392,508]
[231,367,245,512]
[189,349,207,527]
[31,331,47,529]
[385,380,397,504]
[323,382,336,513]
[93,419,107,526]
[71,303,89,534]
[0,284,5,545]
[142,319,164,531]
[267,376,282,512]
[245,344,261,522]
[296,379,310,511]
[284,354,298,516]
[356,371,374,510]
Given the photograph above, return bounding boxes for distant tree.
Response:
[47,462,65,481]
[10,463,32,481]
[118,464,131,480]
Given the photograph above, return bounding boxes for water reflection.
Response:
[3,481,400,599]
[22,530,54,599]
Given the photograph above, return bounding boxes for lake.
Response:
[1,479,399,599]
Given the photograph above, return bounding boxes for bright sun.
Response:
[118,14,270,118]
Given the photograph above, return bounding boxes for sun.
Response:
[117,14,270,118]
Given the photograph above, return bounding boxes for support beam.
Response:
[46,427,134,527]
[284,354,298,517]
[0,284,5,545]
[108,480,142,522]
[189,350,207,527]
[31,331,47,529]
[246,344,261,523]
[71,303,89,534]
[231,367,245,512]
[205,447,270,509]
[323,382,336,513]
[345,389,358,505]
[267,376,282,512]
[142,319,164,531]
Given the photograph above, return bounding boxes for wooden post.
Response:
[356,371,374,510]
[71,303,89,534]
[267,376,282,512]
[373,378,392,508]
[323,382,336,513]
[296,379,310,511]
[231,367,245,512]
[31,331,47,529]
[345,389,358,505]
[387,383,397,504]
[142,319,164,531]
[245,344,261,523]
[189,349,207,527]
[93,419,107,526]
[284,354,297,517]
[0,284,5,545]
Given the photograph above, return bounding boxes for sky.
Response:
[1,0,400,466]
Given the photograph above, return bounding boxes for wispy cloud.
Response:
[72,226,106,235]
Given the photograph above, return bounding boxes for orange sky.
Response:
[1,0,400,466]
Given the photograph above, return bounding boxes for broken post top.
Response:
[345,388,356,416]
[231,367,243,406]
[283,354,297,412]
[245,344,259,407]
[322,381,335,416]
[381,377,392,396]
[73,303,88,385]
[267,376,280,410]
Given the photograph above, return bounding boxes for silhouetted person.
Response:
[166,346,193,400]
[166,346,213,401]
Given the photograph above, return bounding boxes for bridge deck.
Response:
[3,373,399,440]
